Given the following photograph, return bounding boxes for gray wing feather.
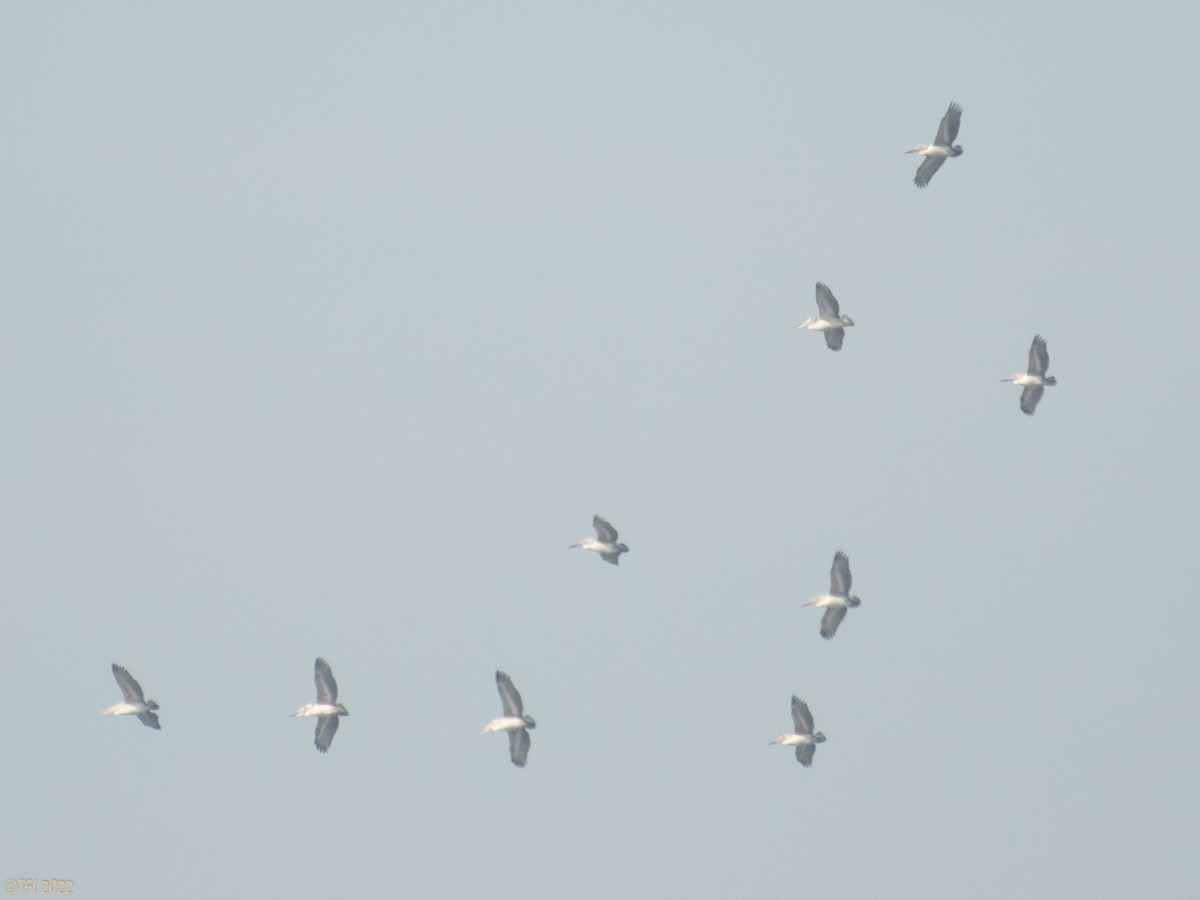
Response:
[815,282,840,318]
[1020,384,1044,416]
[508,728,530,767]
[823,328,845,351]
[790,696,815,736]
[1028,335,1050,377]
[593,515,619,543]
[820,605,847,639]
[137,710,162,730]
[314,715,339,753]
[600,550,622,565]
[795,743,816,767]
[914,155,946,187]
[937,103,962,145]
[830,551,852,595]
[314,658,338,704]
[496,671,524,717]
[112,664,146,704]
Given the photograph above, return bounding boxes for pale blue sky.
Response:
[3,3,1199,898]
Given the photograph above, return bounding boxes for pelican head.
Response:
[904,144,929,155]
[794,316,816,330]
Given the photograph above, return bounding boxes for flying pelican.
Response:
[481,671,536,767]
[803,551,861,639]
[101,663,161,730]
[768,696,827,767]
[1002,334,1057,416]
[569,514,629,565]
[795,282,855,351]
[291,658,349,753]
[906,102,964,187]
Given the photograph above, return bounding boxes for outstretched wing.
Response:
[112,664,146,704]
[496,671,525,717]
[815,282,841,319]
[315,715,340,753]
[936,102,963,146]
[600,550,622,565]
[508,728,531,767]
[593,515,619,543]
[795,743,817,767]
[1020,384,1045,416]
[823,328,845,351]
[1028,335,1050,377]
[137,710,162,730]
[790,696,815,736]
[830,551,852,595]
[820,605,847,639]
[914,155,946,188]
[314,658,338,704]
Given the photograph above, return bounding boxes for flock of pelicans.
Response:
[100,102,1058,767]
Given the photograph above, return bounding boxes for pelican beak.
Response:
[904,145,923,154]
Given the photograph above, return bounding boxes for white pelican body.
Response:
[802,550,861,639]
[291,657,349,753]
[1001,334,1057,415]
[795,282,855,351]
[481,671,536,767]
[569,514,629,565]
[768,696,826,767]
[102,664,161,730]
[907,102,964,187]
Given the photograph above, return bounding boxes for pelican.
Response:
[768,696,827,767]
[101,663,161,730]
[906,102,963,187]
[802,550,861,639]
[1001,334,1057,416]
[795,282,855,351]
[569,514,629,565]
[291,657,349,753]
[481,671,536,767]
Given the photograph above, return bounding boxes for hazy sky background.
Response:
[3,3,1199,897]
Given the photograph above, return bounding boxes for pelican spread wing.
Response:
[790,696,815,736]
[593,515,619,543]
[830,551,852,596]
[136,709,162,730]
[314,715,340,753]
[496,671,525,718]
[1028,335,1050,377]
[508,728,531,767]
[795,743,817,767]
[112,664,146,704]
[914,155,947,188]
[824,328,845,351]
[815,282,840,319]
[1020,384,1045,416]
[820,606,848,639]
[314,658,338,705]
[936,103,963,147]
